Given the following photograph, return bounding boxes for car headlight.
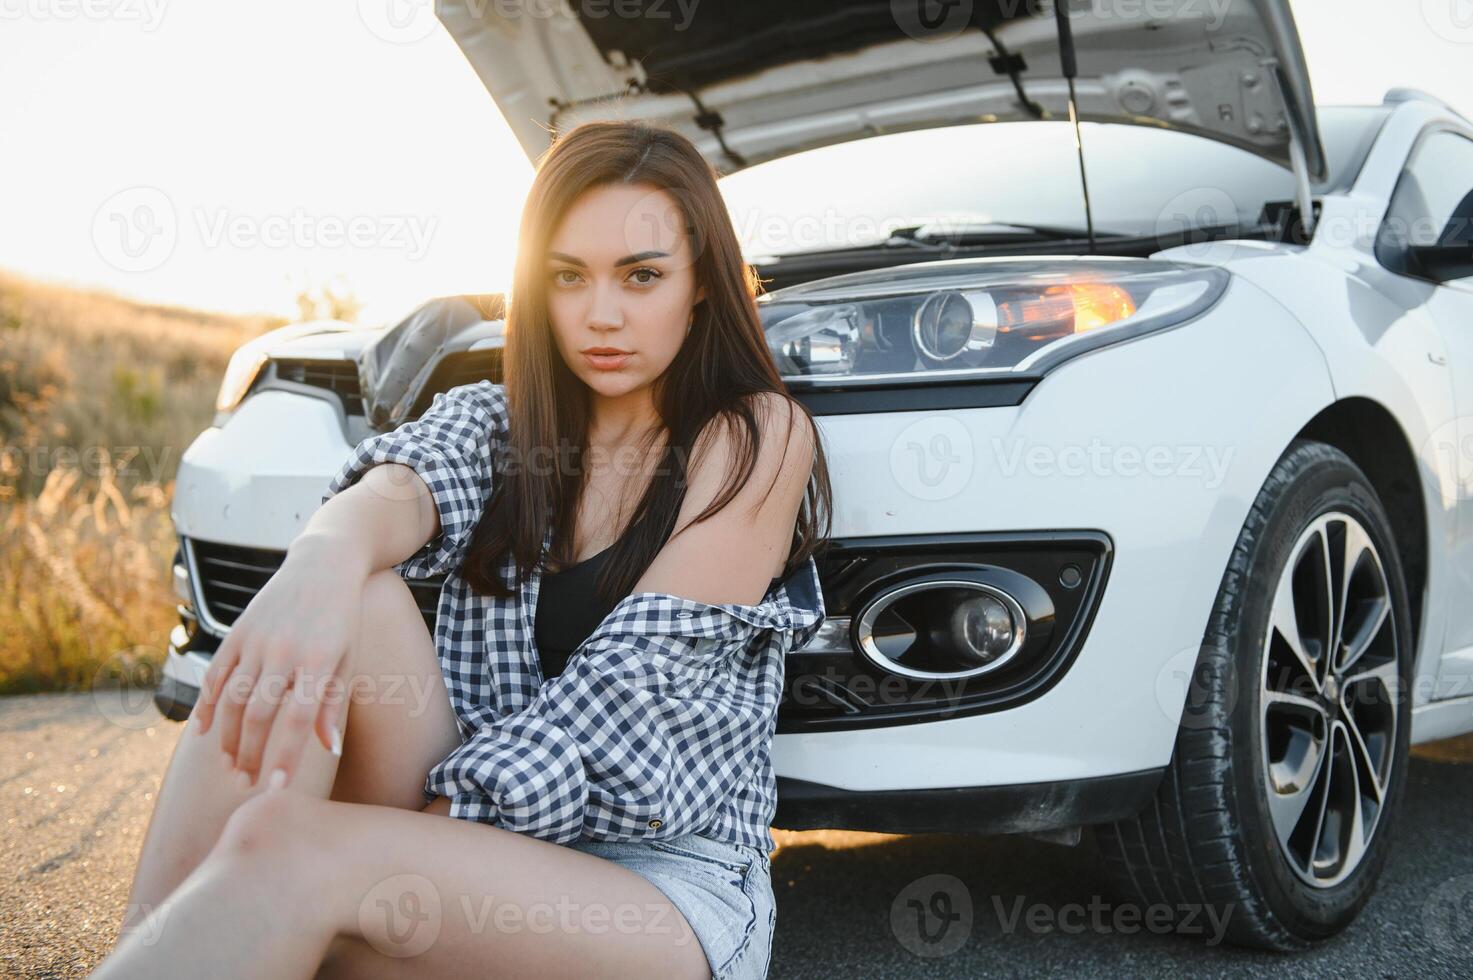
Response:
[758,256,1229,385]
[214,320,355,415]
[215,341,271,413]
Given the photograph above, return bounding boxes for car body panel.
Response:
[775,274,1345,789]
[437,0,1326,179]
[1161,99,1473,706]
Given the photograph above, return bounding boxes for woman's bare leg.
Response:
[98,789,713,980]
[119,568,463,936]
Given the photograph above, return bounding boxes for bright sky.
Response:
[1,0,1469,325]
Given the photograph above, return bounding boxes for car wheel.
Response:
[1093,438,1413,950]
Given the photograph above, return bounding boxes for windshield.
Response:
[718,106,1391,257]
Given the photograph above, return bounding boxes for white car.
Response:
[157,1,1473,951]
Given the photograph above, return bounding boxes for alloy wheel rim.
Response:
[1260,510,1399,889]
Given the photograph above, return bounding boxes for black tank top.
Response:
[535,543,785,680]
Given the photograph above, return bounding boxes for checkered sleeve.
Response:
[424,624,776,844]
[320,380,508,579]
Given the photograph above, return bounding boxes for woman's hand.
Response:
[190,536,371,789]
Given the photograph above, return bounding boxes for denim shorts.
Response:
[563,831,776,979]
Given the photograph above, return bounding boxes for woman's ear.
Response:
[694,285,706,306]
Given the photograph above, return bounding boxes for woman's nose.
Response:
[587,279,624,328]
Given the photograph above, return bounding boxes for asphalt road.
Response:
[5,689,1472,978]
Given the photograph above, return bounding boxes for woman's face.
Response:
[544,182,705,402]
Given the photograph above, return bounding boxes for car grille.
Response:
[270,351,502,422]
[273,359,365,416]
[186,538,442,635]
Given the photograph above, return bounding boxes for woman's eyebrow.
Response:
[546,249,671,267]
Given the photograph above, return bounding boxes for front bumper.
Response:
[155,624,210,722]
[773,768,1164,836]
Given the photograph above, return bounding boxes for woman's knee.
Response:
[359,568,423,634]
[350,570,432,667]
[214,787,326,866]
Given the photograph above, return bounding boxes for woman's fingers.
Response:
[214,661,259,768]
[232,664,294,784]
[191,629,241,738]
[320,662,352,759]
[259,663,342,787]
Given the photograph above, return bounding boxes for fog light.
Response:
[950,593,1017,668]
[854,575,1041,680]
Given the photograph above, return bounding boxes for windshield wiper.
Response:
[883,221,1124,249]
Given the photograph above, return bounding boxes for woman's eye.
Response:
[629,267,662,285]
[552,269,581,286]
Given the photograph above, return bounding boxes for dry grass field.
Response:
[0,269,288,695]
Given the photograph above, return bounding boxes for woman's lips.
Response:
[583,351,631,370]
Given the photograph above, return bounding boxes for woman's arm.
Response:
[192,381,509,787]
[315,379,509,579]
[284,460,445,583]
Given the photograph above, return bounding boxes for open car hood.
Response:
[357,294,505,427]
[438,0,1325,182]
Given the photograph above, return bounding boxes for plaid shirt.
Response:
[320,380,825,853]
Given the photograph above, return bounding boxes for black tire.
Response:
[1093,438,1414,951]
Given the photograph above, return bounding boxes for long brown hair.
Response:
[461,120,833,604]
